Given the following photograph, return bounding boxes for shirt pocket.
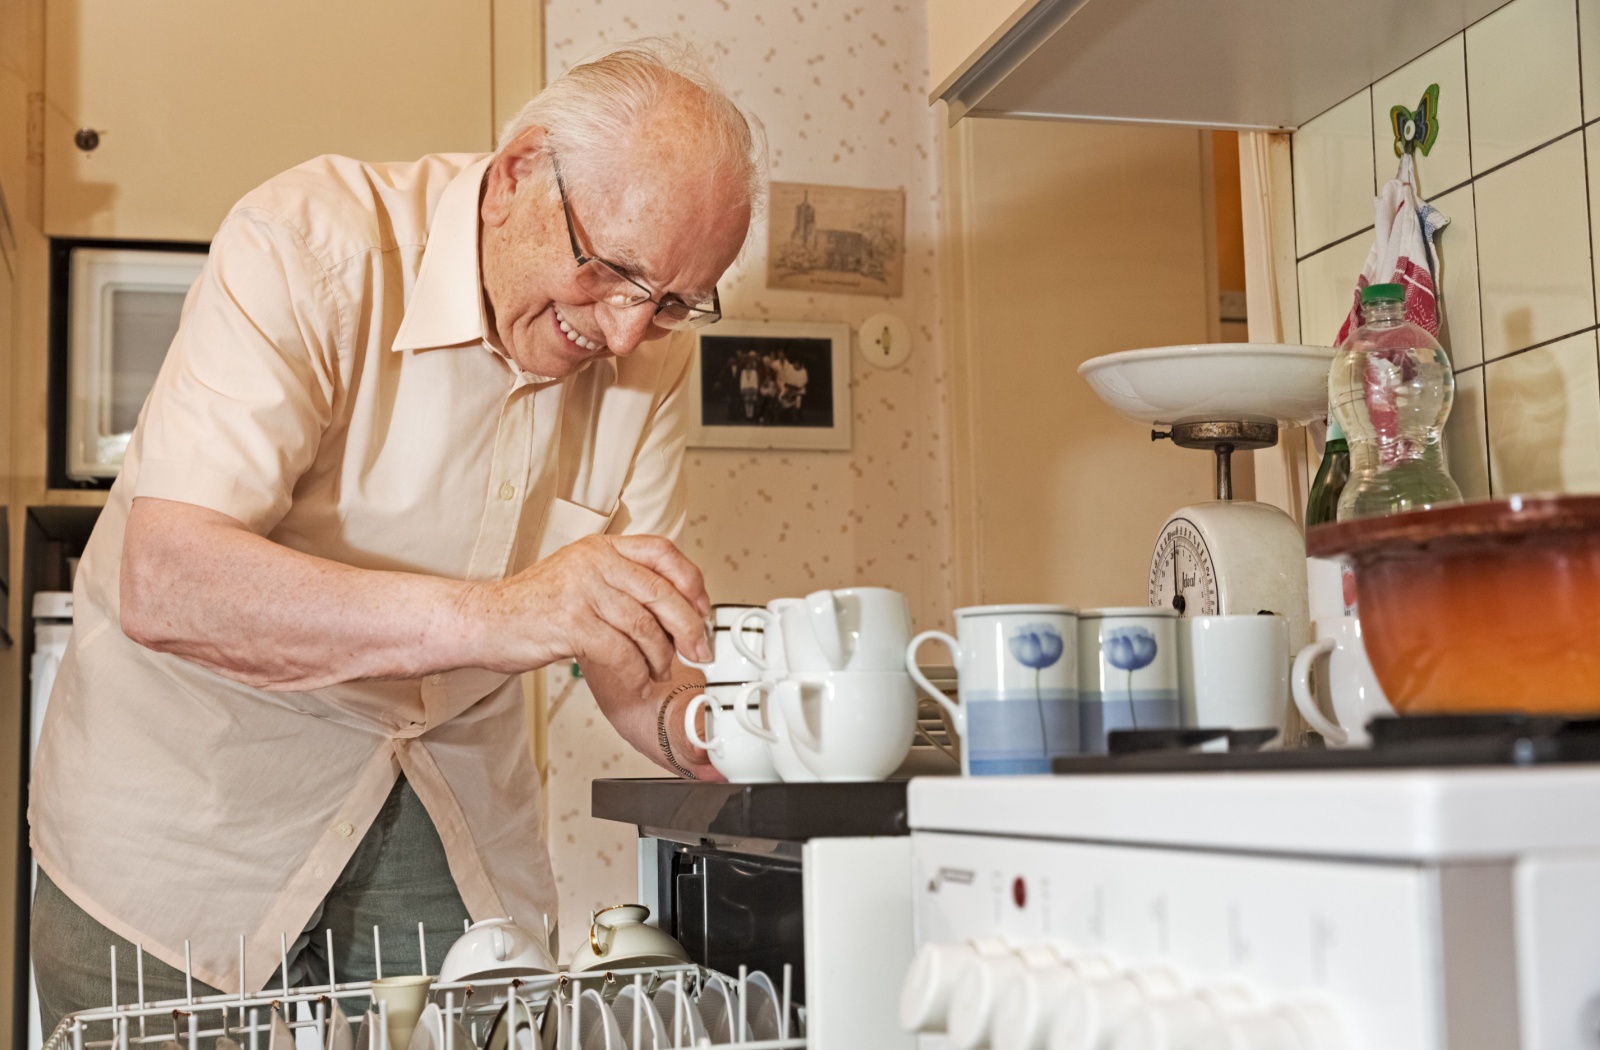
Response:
[534,497,616,562]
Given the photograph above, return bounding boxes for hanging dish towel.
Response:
[1333,153,1450,463]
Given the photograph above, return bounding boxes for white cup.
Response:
[1292,616,1393,747]
[438,917,555,983]
[906,605,1080,776]
[685,684,781,783]
[774,669,918,781]
[1177,614,1290,733]
[782,587,913,673]
[733,679,819,783]
[369,975,433,1050]
[730,598,802,677]
[1077,608,1181,753]
[682,603,767,684]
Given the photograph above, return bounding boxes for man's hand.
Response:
[582,661,724,781]
[463,535,713,697]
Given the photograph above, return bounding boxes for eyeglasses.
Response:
[550,154,722,331]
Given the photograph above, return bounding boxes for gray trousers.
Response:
[33,776,471,1042]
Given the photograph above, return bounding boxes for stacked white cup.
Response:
[706,587,919,782]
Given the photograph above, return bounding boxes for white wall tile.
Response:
[1474,133,1595,360]
[1297,234,1373,346]
[1486,330,1600,494]
[1578,0,1600,119]
[1432,185,1483,369]
[1445,366,1492,500]
[1293,91,1376,257]
[1467,0,1583,173]
[1370,35,1470,197]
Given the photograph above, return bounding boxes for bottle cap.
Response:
[1361,282,1405,304]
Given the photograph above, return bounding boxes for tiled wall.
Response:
[1292,0,1600,498]
[540,0,952,947]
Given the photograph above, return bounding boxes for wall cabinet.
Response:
[43,0,498,242]
[925,0,1031,100]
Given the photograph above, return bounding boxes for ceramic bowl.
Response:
[1307,496,1600,713]
[568,904,690,972]
[439,917,556,983]
[1078,343,1336,426]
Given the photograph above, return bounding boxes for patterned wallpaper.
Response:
[541,0,953,947]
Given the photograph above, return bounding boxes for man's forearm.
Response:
[122,498,484,691]
[582,659,719,780]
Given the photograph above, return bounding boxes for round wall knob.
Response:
[73,128,100,152]
[900,942,979,1033]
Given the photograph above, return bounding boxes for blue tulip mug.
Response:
[1077,607,1181,752]
[906,605,1080,776]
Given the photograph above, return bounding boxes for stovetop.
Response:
[1049,714,1600,774]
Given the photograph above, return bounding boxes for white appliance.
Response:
[64,247,205,481]
[28,591,72,1050]
[903,764,1600,1050]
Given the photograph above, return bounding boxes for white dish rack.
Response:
[43,927,806,1050]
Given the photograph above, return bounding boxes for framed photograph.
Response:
[689,319,852,451]
[766,181,905,298]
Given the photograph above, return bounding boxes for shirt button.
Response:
[336,822,354,839]
[498,481,516,501]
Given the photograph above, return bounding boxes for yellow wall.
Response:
[940,116,1218,608]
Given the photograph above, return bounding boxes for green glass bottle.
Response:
[1306,417,1350,528]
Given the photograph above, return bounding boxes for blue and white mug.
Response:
[906,605,1079,776]
[1077,607,1181,752]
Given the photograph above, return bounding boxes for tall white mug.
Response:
[732,679,819,783]
[1292,616,1392,747]
[1178,614,1290,733]
[907,605,1079,776]
[1078,608,1181,753]
[785,587,912,673]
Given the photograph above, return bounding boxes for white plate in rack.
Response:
[1077,343,1337,426]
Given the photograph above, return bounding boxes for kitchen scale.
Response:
[1078,343,1336,655]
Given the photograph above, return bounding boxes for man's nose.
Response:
[596,301,664,356]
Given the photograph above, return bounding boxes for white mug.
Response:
[1178,614,1290,733]
[730,598,802,677]
[1292,616,1392,747]
[1078,608,1181,753]
[906,605,1079,776]
[784,587,913,673]
[733,679,819,783]
[682,603,767,684]
[685,684,780,783]
[774,670,918,781]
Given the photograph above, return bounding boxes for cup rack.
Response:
[43,926,806,1050]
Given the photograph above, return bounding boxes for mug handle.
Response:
[733,681,779,743]
[906,631,965,736]
[776,677,827,755]
[730,607,773,669]
[683,694,723,758]
[805,589,848,669]
[1291,637,1348,745]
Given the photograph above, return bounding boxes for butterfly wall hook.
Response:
[1391,83,1441,157]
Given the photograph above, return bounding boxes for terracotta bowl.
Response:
[1306,496,1600,715]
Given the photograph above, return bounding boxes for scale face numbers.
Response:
[1149,518,1220,616]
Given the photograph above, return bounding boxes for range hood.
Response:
[934,0,1512,130]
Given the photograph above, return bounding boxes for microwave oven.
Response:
[49,240,208,485]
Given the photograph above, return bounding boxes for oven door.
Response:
[67,247,205,481]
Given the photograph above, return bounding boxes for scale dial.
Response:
[1149,517,1219,616]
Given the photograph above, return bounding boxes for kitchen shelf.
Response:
[592,778,910,842]
[934,0,1511,129]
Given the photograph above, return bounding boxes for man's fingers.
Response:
[597,552,712,664]
[608,536,712,616]
[594,591,678,682]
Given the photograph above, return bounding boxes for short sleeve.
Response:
[606,332,691,542]
[131,208,343,534]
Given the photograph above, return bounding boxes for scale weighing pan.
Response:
[1078,343,1335,427]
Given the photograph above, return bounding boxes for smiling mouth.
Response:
[553,305,607,353]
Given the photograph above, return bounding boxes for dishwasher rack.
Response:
[44,926,806,1050]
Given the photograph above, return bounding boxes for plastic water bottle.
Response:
[1328,283,1461,519]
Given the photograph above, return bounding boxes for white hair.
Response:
[498,38,766,218]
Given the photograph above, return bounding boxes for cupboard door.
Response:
[926,0,1033,97]
[44,0,495,241]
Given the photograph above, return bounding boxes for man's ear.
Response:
[482,126,547,229]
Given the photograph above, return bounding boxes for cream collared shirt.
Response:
[29,153,691,993]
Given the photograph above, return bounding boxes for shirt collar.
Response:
[391,155,494,353]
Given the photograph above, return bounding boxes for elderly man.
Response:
[29,41,757,1029]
